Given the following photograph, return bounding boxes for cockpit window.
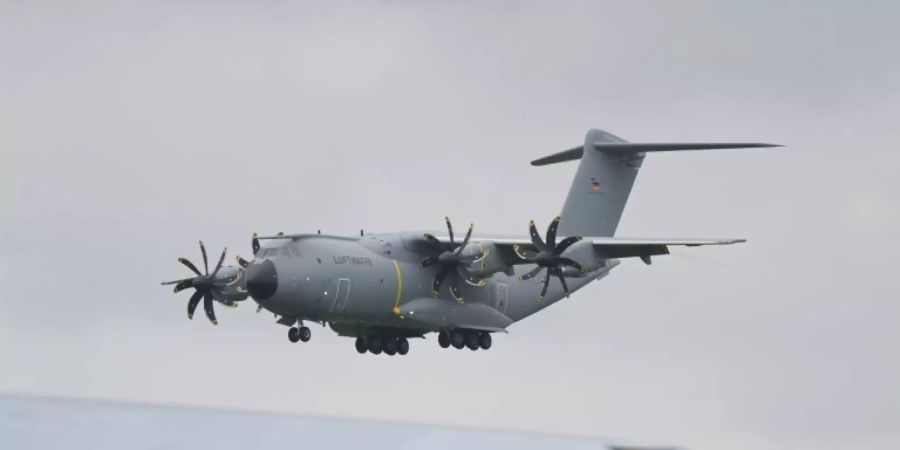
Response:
[259,246,299,258]
[261,248,281,258]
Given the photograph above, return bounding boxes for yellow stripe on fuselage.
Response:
[392,259,403,316]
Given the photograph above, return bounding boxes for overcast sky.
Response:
[2,2,899,450]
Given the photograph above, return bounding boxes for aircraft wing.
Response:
[428,234,744,264]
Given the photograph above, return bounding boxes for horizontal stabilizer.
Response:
[531,142,780,166]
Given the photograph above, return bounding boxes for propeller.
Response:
[161,240,235,325]
[514,216,584,300]
[419,217,486,302]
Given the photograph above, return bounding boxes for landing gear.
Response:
[438,330,451,348]
[441,329,493,352]
[359,335,410,356]
[384,338,398,356]
[450,330,466,349]
[368,336,383,355]
[478,332,492,350]
[288,324,311,343]
[288,327,301,343]
[465,332,480,350]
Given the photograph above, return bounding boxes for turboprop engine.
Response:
[459,241,511,278]
[555,239,605,276]
[160,241,249,325]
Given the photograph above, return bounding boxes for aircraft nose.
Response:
[246,259,277,301]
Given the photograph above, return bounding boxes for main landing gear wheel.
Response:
[479,332,492,350]
[384,338,399,356]
[450,330,465,349]
[438,330,451,348]
[368,336,384,355]
[465,332,480,351]
[298,326,311,342]
[355,336,367,354]
[288,327,301,343]
[397,337,409,355]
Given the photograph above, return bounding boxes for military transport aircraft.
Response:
[161,129,777,356]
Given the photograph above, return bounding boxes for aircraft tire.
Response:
[398,338,409,355]
[438,331,451,348]
[479,333,492,350]
[288,327,301,343]
[368,336,383,355]
[450,330,465,349]
[355,337,367,354]
[299,326,311,342]
[465,332,480,351]
[384,338,398,356]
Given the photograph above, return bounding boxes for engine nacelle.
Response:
[461,241,510,278]
[212,266,250,304]
[558,239,605,277]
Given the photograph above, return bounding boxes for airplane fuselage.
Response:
[244,232,613,337]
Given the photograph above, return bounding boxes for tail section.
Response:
[534,129,779,237]
[555,129,639,237]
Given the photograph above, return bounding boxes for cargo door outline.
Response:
[330,278,351,312]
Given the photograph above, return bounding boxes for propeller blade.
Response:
[432,267,449,298]
[178,258,202,276]
[187,290,203,319]
[173,279,194,293]
[556,257,584,272]
[513,244,539,261]
[545,216,560,248]
[252,233,260,255]
[556,271,570,298]
[445,216,454,247]
[423,233,442,250]
[448,276,463,302]
[199,241,209,275]
[539,270,551,299]
[455,223,474,256]
[161,277,193,286]
[236,256,249,268]
[419,256,439,269]
[210,247,227,278]
[554,236,581,255]
[203,293,218,325]
[518,266,544,281]
[528,220,547,251]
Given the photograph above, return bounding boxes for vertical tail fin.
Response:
[531,129,779,237]
[555,129,642,237]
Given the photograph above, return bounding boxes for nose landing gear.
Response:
[288,326,311,343]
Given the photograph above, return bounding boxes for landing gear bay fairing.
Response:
[161,129,777,356]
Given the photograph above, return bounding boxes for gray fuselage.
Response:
[246,232,612,337]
